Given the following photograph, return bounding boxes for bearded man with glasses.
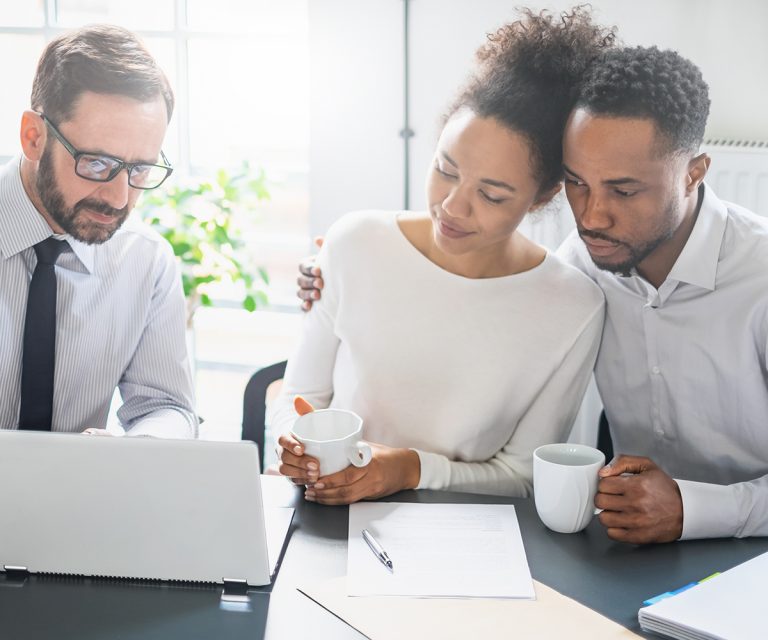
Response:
[0,24,196,437]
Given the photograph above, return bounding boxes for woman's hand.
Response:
[276,396,319,485]
[277,432,320,485]
[304,444,421,505]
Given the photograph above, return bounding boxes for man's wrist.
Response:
[672,479,684,540]
[402,449,421,490]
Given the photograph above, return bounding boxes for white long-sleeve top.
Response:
[558,184,768,539]
[271,211,604,496]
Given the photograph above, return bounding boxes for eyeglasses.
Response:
[39,113,173,190]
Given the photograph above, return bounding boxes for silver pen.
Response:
[362,528,394,572]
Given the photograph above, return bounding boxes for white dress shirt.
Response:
[270,211,604,497]
[0,158,196,437]
[558,184,768,539]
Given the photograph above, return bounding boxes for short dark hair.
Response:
[576,46,710,155]
[31,24,174,124]
[448,6,616,195]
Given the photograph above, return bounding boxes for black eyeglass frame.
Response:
[38,113,174,190]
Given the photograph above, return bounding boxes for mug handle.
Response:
[347,441,372,468]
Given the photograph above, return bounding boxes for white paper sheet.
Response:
[347,502,534,598]
[299,577,642,640]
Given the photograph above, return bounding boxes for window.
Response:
[0,1,310,444]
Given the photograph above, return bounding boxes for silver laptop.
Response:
[0,431,293,586]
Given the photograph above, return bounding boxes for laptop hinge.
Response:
[3,565,29,573]
[222,577,247,585]
[221,578,249,601]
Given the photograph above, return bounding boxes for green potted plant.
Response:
[137,163,271,328]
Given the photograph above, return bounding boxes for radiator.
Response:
[702,141,768,217]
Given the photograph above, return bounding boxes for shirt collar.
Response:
[59,234,95,273]
[0,157,94,273]
[665,183,727,291]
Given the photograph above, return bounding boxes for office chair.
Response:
[242,360,287,469]
[596,409,614,462]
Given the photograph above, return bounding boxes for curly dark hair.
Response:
[576,46,710,155]
[448,6,616,195]
[31,24,174,125]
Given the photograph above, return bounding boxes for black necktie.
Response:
[19,237,66,431]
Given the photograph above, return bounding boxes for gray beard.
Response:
[36,149,130,245]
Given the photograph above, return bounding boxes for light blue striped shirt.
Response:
[0,158,197,437]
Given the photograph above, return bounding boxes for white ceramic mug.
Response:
[291,409,372,476]
[533,443,605,534]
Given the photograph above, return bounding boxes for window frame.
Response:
[0,0,308,362]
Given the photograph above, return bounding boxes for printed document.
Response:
[347,502,534,598]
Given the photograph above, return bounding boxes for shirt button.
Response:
[651,366,660,375]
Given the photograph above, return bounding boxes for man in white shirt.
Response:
[557,45,767,543]
[298,46,768,543]
[0,25,196,437]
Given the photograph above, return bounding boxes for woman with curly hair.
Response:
[271,7,616,504]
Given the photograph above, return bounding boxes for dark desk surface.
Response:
[1,476,766,639]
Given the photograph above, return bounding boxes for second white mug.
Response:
[533,443,605,534]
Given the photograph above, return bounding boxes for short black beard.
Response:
[36,149,130,245]
[580,199,679,276]
[581,230,672,276]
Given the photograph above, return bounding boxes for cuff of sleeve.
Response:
[124,408,197,439]
[414,449,451,490]
[677,479,740,540]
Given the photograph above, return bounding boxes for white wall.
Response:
[308,0,404,236]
